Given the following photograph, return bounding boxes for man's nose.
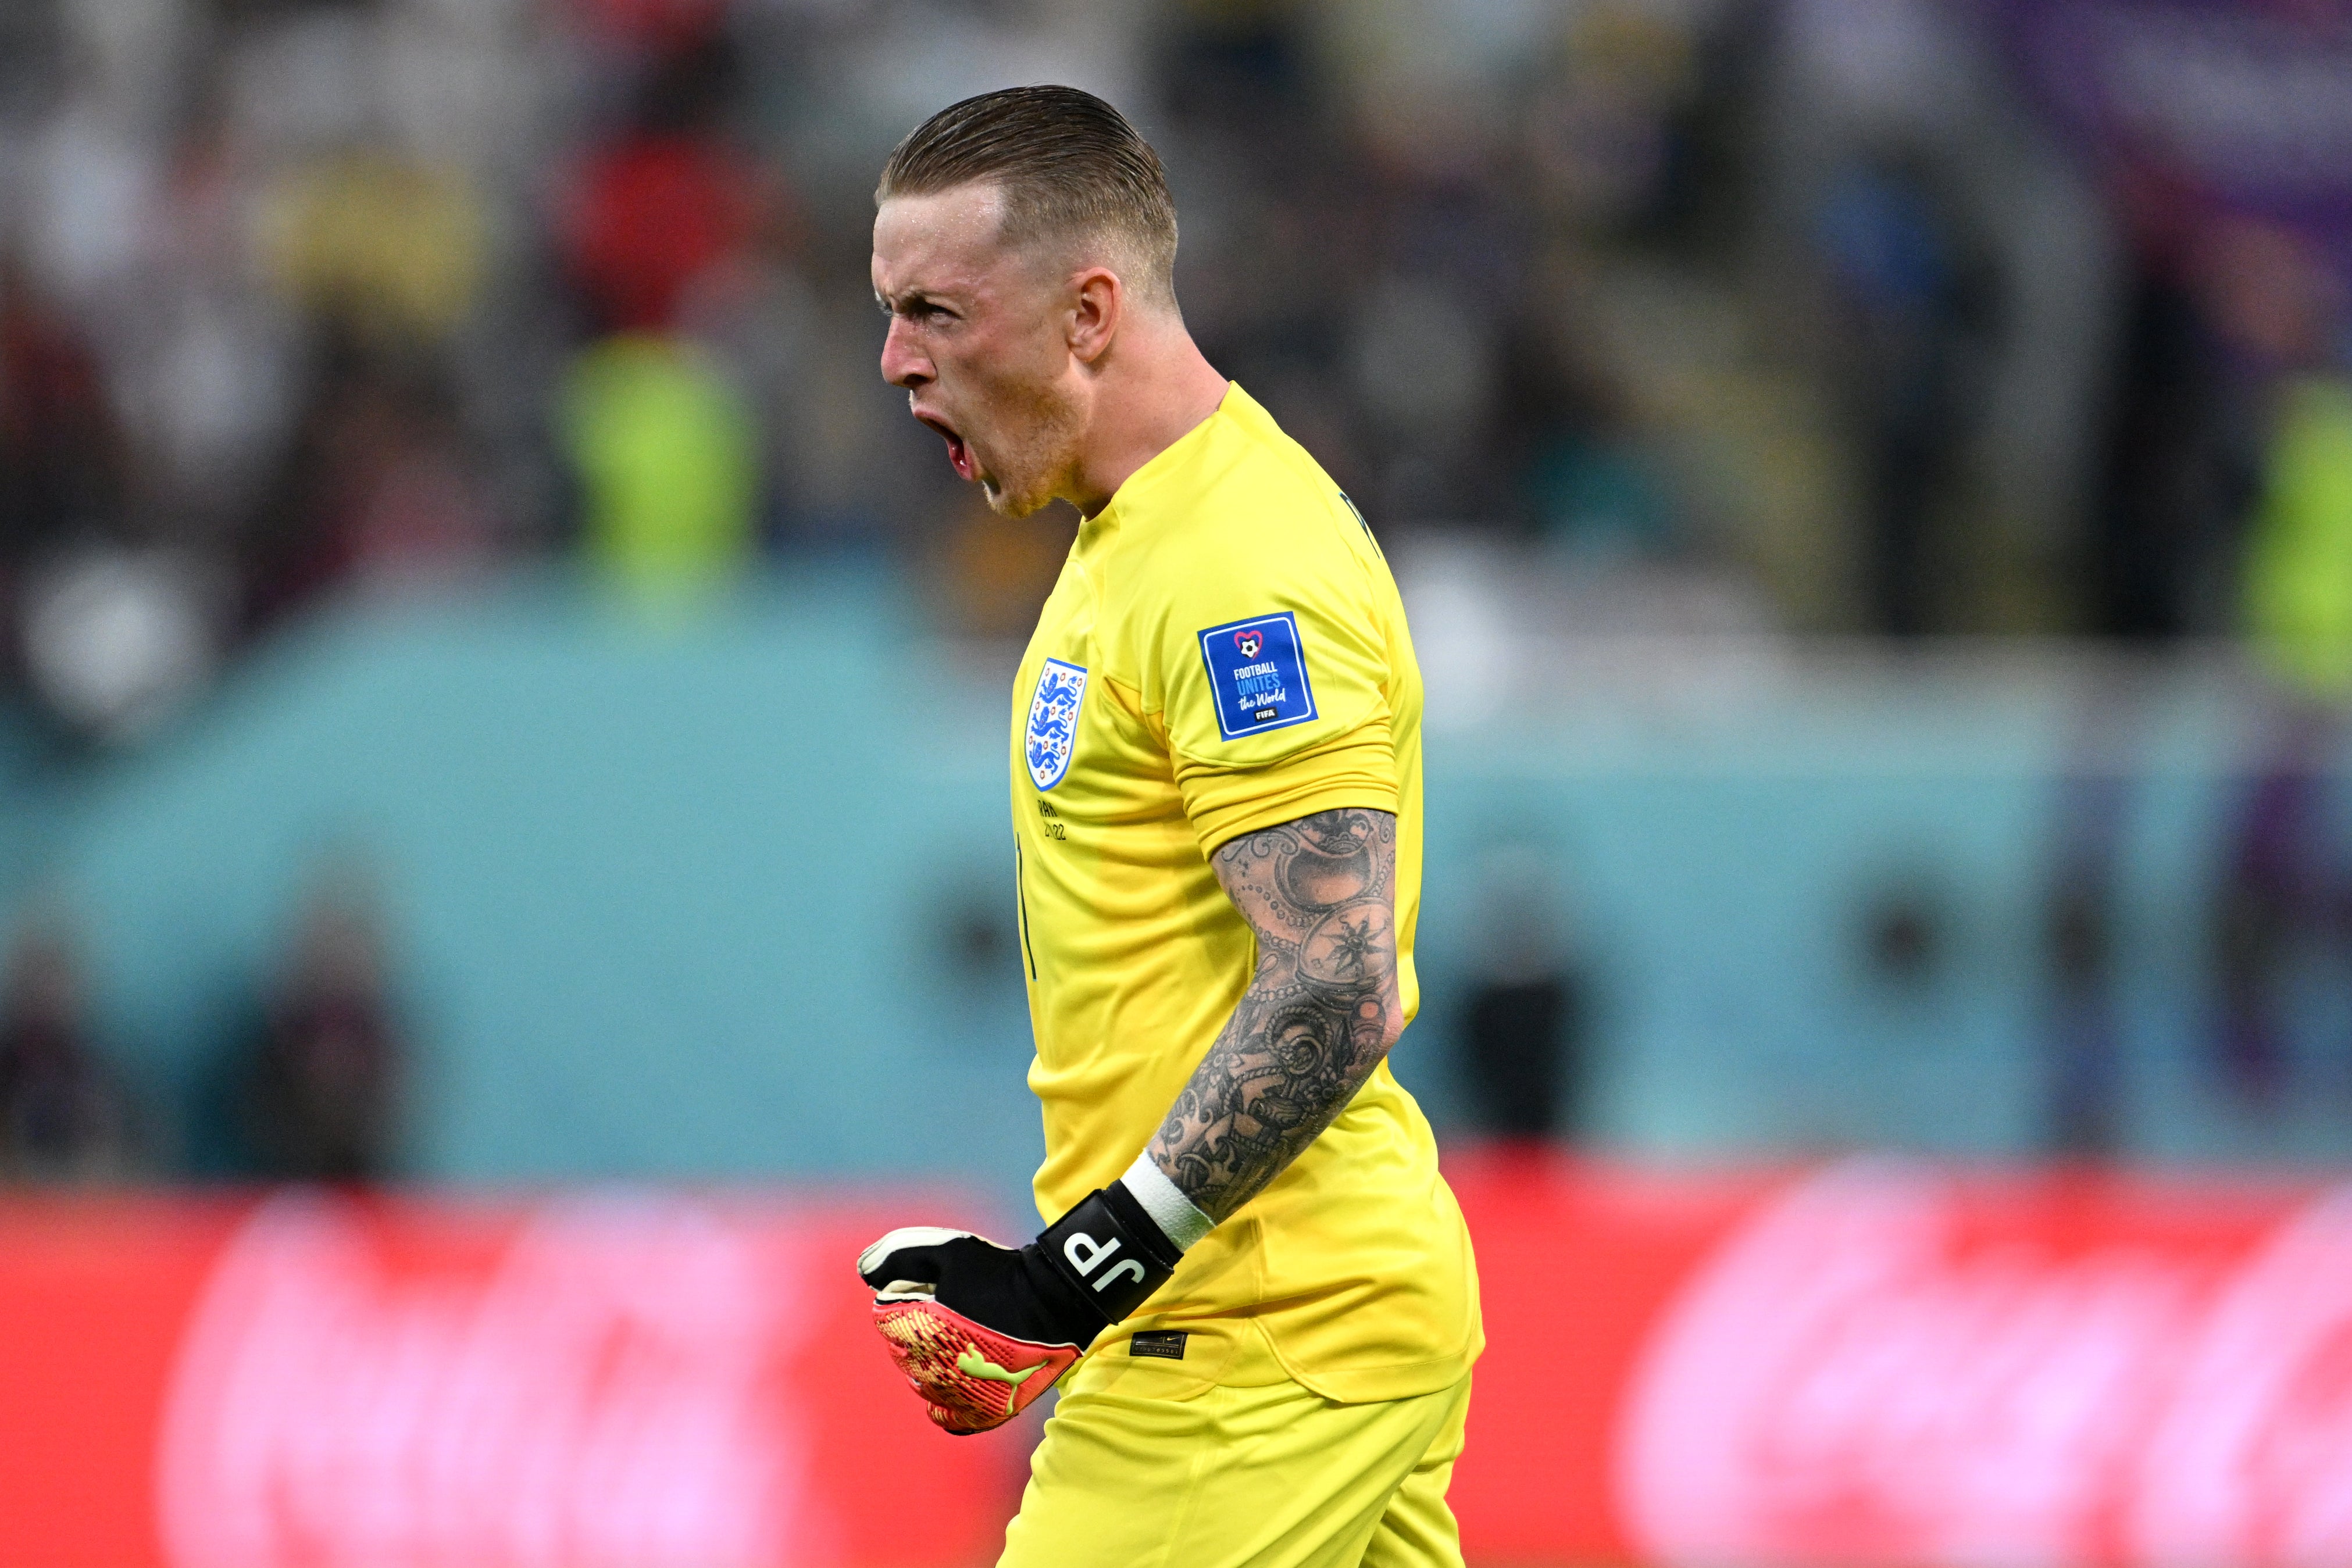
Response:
[879,318,931,389]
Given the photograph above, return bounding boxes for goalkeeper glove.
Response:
[857,1153,1212,1434]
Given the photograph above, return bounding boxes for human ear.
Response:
[1067,267,1122,364]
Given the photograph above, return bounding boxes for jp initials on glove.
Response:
[858,1159,1209,1434]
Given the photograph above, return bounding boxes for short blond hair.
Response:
[877,85,1179,305]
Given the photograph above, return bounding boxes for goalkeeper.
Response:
[861,86,1482,1568]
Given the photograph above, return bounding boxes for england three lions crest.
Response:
[1026,658,1088,790]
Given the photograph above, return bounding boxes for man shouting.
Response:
[858,85,1482,1568]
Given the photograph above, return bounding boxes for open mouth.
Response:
[915,412,976,483]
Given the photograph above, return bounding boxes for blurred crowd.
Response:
[0,0,2347,1177]
[0,862,402,1181]
[0,0,2343,732]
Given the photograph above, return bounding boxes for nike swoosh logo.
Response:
[956,1348,1042,1389]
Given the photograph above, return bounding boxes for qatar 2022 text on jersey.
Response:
[1008,383,1481,1404]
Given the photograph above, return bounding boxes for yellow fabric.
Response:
[2245,376,2352,695]
[561,335,757,601]
[997,1337,1472,1568]
[1009,383,1480,1405]
[258,152,484,341]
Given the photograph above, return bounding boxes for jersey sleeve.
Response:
[1144,524,1400,854]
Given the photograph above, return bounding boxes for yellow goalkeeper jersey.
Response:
[1008,383,1481,1403]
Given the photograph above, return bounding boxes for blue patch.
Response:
[1198,612,1318,741]
[1025,658,1088,790]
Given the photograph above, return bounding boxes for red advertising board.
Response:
[5,1159,2351,1567]
[1451,1151,2352,1568]
[0,1189,1020,1568]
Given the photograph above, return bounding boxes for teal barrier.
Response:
[38,570,1043,1195]
[24,576,2352,1184]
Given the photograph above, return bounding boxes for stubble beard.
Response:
[976,374,1087,519]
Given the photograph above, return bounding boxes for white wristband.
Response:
[1120,1151,1215,1252]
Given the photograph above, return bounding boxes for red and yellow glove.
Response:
[857,1165,1205,1434]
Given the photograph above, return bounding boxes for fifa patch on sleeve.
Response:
[1198,612,1318,740]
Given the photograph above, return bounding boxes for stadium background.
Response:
[2,1,2351,1565]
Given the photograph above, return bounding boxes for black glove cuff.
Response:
[1036,1184,1182,1325]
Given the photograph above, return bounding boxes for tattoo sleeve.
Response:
[1145,807,1402,1223]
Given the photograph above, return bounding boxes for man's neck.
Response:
[1067,327,1229,518]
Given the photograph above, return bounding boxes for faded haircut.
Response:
[877,85,1180,307]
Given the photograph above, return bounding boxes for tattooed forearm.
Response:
[1145,807,1401,1222]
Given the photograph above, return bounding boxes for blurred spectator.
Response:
[2042,695,2137,1158]
[0,261,223,747]
[2045,870,2123,1155]
[1497,16,1708,563]
[1464,974,1583,1144]
[110,128,300,545]
[562,334,755,601]
[2208,715,2327,1109]
[0,915,130,1181]
[245,341,501,630]
[1458,847,1588,1144]
[561,36,754,338]
[0,259,125,566]
[1811,151,1995,635]
[566,130,754,336]
[2207,223,2352,1108]
[2085,271,2245,639]
[551,26,768,598]
[231,871,404,1183]
[1750,0,2117,633]
[674,160,819,542]
[255,148,486,347]
[2236,227,2352,694]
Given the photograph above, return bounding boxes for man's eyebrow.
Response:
[879,288,952,316]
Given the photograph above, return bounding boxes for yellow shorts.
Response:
[997,1324,1472,1568]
